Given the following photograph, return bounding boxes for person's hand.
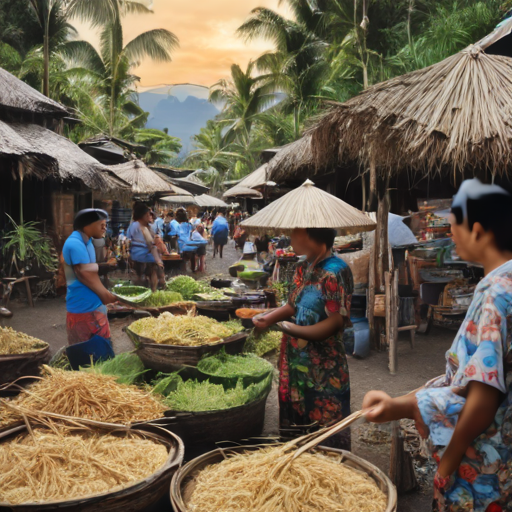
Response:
[253,314,272,330]
[362,390,396,423]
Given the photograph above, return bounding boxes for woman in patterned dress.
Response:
[254,228,354,450]
[363,179,512,512]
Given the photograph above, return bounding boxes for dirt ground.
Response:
[4,239,451,512]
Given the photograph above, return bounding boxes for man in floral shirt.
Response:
[363,179,512,511]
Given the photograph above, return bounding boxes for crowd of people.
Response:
[123,204,251,291]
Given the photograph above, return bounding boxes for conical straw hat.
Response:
[240,180,376,235]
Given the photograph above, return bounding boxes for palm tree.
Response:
[64,19,178,136]
[134,128,182,165]
[209,60,274,145]
[26,0,77,97]
[237,6,328,138]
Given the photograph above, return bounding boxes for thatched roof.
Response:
[0,120,126,191]
[223,164,269,199]
[223,186,263,199]
[240,180,376,235]
[195,194,228,208]
[152,170,207,195]
[266,137,315,183]
[159,195,198,206]
[108,160,176,194]
[0,67,68,117]
[269,45,512,181]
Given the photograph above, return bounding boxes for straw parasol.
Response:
[268,45,512,182]
[195,194,228,208]
[223,164,269,199]
[107,160,175,194]
[240,180,376,235]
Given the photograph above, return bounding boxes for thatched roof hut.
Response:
[269,44,512,181]
[223,164,269,199]
[108,160,178,194]
[0,121,127,191]
[195,194,228,208]
[0,68,68,117]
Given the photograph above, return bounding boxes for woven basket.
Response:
[0,422,184,512]
[170,445,397,512]
[0,345,50,386]
[126,330,249,372]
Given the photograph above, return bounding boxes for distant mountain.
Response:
[138,85,221,155]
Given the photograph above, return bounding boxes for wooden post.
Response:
[368,242,377,348]
[385,271,391,351]
[390,421,418,494]
[389,269,399,375]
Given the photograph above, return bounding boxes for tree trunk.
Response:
[43,31,50,97]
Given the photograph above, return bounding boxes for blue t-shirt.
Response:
[211,216,229,237]
[62,231,103,314]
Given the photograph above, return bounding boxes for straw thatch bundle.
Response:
[269,45,512,181]
[0,67,68,117]
[240,180,376,235]
[195,194,228,208]
[0,121,125,191]
[223,165,268,199]
[108,160,174,194]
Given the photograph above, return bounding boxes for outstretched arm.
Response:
[280,313,344,342]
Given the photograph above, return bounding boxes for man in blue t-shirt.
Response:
[62,209,117,345]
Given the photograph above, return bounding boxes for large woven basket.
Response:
[170,445,397,512]
[126,329,249,372]
[0,422,184,512]
[0,345,50,386]
[140,381,271,445]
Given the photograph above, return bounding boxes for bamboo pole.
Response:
[389,269,399,375]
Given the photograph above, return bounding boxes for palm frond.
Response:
[124,28,179,63]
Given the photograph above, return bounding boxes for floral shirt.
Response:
[416,260,512,512]
[278,255,353,438]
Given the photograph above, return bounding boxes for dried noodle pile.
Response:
[0,327,48,355]
[0,429,168,505]
[129,312,243,346]
[189,446,387,512]
[0,366,166,427]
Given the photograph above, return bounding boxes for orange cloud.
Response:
[72,0,290,87]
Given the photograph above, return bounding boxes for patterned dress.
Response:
[279,255,353,450]
[416,260,512,512]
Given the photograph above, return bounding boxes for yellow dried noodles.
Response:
[189,446,387,512]
[0,366,166,427]
[129,312,243,346]
[0,327,48,355]
[0,428,168,505]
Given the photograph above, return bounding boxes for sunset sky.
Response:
[73,0,290,89]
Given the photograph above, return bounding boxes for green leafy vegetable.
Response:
[245,330,282,357]
[113,286,152,303]
[155,374,272,412]
[142,290,184,307]
[198,350,273,380]
[81,353,147,385]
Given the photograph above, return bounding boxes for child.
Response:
[363,179,512,512]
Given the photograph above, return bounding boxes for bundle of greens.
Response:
[244,330,282,357]
[142,290,184,308]
[153,373,271,412]
[80,353,147,385]
[198,350,273,380]
[166,276,204,300]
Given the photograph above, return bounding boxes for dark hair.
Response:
[74,209,108,231]
[165,211,174,219]
[175,208,188,223]
[306,228,337,250]
[133,202,150,222]
[453,194,512,251]
[196,225,205,235]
